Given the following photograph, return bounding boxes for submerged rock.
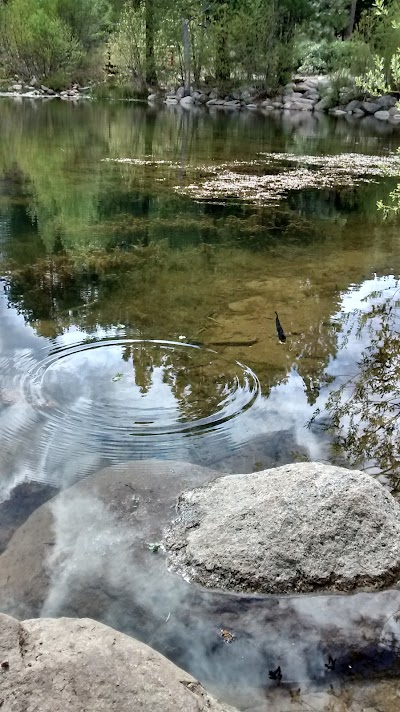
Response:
[0,460,219,619]
[0,613,236,712]
[0,480,57,554]
[164,463,400,594]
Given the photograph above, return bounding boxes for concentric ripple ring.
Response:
[22,339,260,437]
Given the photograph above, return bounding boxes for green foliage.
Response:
[110,2,147,86]
[307,0,350,39]
[295,37,371,74]
[355,54,389,93]
[56,0,111,51]
[355,0,400,83]
[92,79,148,99]
[226,0,296,89]
[0,0,82,79]
[319,70,361,107]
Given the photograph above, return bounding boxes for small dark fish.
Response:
[325,654,336,671]
[268,665,282,685]
[275,311,286,343]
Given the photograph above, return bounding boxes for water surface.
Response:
[1,100,400,492]
[2,98,400,710]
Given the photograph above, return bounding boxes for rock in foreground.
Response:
[164,463,400,594]
[0,613,236,712]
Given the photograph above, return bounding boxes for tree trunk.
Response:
[215,25,229,81]
[181,18,191,95]
[344,0,358,39]
[145,0,157,85]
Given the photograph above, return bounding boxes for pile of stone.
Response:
[0,78,91,101]
[149,75,400,123]
[330,94,400,123]
[149,76,324,112]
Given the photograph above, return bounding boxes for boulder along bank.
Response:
[164,463,400,594]
[0,613,236,712]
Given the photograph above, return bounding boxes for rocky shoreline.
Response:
[154,76,400,124]
[2,75,400,124]
[0,80,91,101]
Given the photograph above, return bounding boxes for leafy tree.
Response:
[0,0,82,79]
[56,0,111,51]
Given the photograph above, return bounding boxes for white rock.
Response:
[314,97,330,111]
[165,463,400,594]
[374,110,390,120]
[0,613,236,712]
[180,95,194,106]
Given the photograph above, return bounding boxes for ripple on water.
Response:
[21,338,260,440]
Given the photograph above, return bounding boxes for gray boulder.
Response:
[176,86,185,99]
[40,85,55,95]
[374,109,390,120]
[0,613,236,712]
[295,82,312,92]
[376,94,397,109]
[345,99,362,112]
[304,91,320,101]
[164,463,400,595]
[313,96,330,111]
[180,95,194,106]
[361,101,380,114]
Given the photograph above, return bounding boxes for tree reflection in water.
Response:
[121,342,245,423]
[312,286,400,492]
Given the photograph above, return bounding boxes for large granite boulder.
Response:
[164,463,400,594]
[0,613,236,712]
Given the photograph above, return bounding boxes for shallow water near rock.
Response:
[1,99,400,709]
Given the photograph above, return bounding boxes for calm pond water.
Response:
[0,99,400,495]
[2,99,400,709]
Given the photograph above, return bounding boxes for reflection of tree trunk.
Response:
[142,111,156,247]
[145,0,157,85]
[344,0,357,39]
[178,111,193,179]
